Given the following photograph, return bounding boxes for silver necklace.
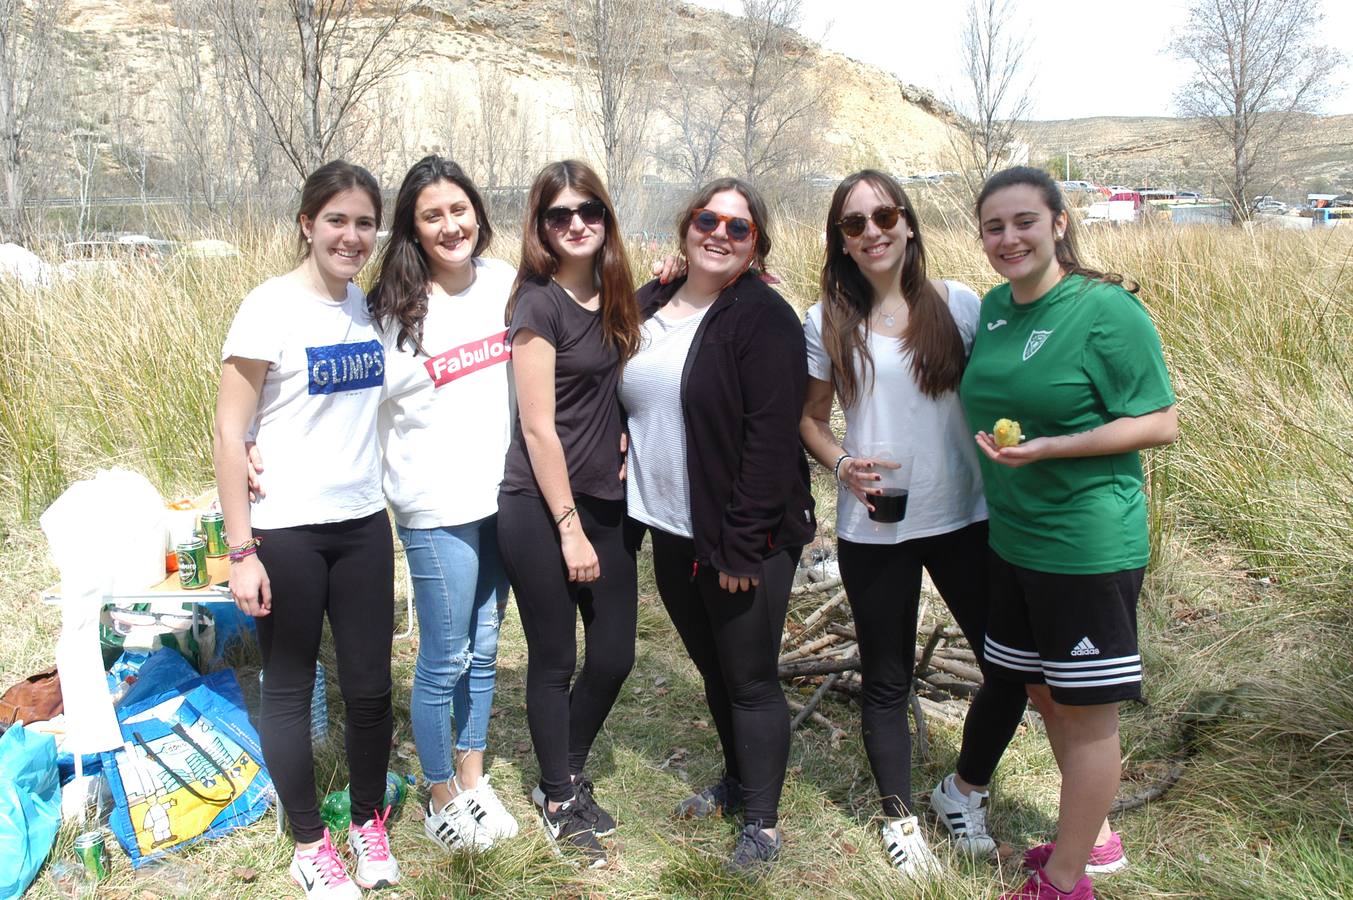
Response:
[876,300,905,327]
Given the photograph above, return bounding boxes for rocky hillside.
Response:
[46,0,1353,203]
[1020,113,1353,198]
[60,0,962,183]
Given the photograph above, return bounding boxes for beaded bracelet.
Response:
[228,537,262,563]
[833,453,853,482]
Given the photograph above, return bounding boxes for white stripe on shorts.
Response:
[1042,654,1142,671]
[984,637,1043,673]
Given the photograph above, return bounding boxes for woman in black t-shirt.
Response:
[496,159,641,868]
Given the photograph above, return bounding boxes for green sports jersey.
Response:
[959,274,1175,574]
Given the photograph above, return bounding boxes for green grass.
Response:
[2,222,1351,898]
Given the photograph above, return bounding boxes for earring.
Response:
[306,235,312,244]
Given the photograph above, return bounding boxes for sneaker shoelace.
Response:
[731,824,776,865]
[303,831,351,885]
[351,807,392,862]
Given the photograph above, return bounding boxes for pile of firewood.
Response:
[779,567,984,757]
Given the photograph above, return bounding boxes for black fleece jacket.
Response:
[631,271,815,578]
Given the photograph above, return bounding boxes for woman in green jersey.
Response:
[960,166,1177,900]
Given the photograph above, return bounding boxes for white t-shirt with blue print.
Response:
[221,275,386,529]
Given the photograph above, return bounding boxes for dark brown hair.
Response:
[368,156,493,354]
[507,160,640,359]
[976,166,1138,293]
[676,176,773,275]
[296,160,382,258]
[819,170,964,405]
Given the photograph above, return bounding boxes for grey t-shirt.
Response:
[619,305,710,537]
[500,278,625,502]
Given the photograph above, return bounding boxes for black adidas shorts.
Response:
[983,550,1144,706]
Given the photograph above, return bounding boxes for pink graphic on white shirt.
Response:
[424,329,511,387]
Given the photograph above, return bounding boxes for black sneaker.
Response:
[532,775,617,837]
[725,823,781,874]
[572,775,617,837]
[540,797,606,868]
[674,775,743,819]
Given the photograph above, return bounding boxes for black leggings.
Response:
[497,492,637,804]
[839,521,1027,818]
[253,511,395,843]
[649,526,796,829]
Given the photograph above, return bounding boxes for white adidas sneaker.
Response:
[881,815,942,881]
[928,774,998,857]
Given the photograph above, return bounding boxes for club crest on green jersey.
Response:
[1023,329,1053,361]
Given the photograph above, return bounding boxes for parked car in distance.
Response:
[1177,190,1202,200]
[1252,196,1287,213]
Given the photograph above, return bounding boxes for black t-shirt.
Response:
[500,278,625,501]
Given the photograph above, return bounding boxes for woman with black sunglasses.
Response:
[496,160,642,868]
[798,170,1029,882]
[619,177,815,874]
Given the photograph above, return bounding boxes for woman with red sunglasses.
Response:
[799,170,1029,882]
[619,177,815,874]
[496,159,642,868]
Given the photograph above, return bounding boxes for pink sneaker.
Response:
[1023,831,1128,875]
[1000,865,1095,899]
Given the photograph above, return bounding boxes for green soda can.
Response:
[200,510,228,557]
[74,830,109,881]
[176,537,209,589]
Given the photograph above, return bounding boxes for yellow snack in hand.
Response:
[993,418,1022,448]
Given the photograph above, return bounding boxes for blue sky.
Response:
[685,0,1352,120]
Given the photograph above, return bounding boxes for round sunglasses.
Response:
[836,205,906,238]
[542,200,607,231]
[690,208,756,243]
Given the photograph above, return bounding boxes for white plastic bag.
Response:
[40,468,167,595]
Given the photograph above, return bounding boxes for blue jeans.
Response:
[398,515,508,781]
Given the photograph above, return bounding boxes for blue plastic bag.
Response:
[0,725,61,900]
[102,669,272,868]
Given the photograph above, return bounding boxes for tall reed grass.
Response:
[2,223,1349,598]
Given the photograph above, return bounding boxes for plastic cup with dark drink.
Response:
[860,445,913,525]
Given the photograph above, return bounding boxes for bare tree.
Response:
[1171,0,1340,221]
[565,0,662,214]
[948,0,1035,201]
[209,0,421,183]
[657,53,733,188]
[722,0,825,186]
[0,0,66,240]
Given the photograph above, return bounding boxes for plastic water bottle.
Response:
[310,663,329,745]
[320,789,350,832]
[382,771,413,813]
[257,664,328,745]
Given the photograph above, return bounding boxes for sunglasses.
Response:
[542,200,606,231]
[836,205,906,238]
[690,208,756,242]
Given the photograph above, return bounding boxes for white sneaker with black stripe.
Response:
[456,774,519,844]
[929,774,998,857]
[424,775,521,851]
[880,815,941,880]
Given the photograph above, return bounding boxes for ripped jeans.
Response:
[398,514,508,781]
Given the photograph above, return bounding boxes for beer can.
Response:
[200,510,228,557]
[74,830,110,881]
[176,537,209,589]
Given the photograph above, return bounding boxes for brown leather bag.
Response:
[0,667,63,726]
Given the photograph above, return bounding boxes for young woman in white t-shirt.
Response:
[798,170,1028,881]
[214,161,400,899]
[363,156,520,851]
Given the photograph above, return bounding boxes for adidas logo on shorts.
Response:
[1070,636,1100,657]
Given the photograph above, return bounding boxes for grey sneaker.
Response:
[725,823,780,874]
[674,775,744,819]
